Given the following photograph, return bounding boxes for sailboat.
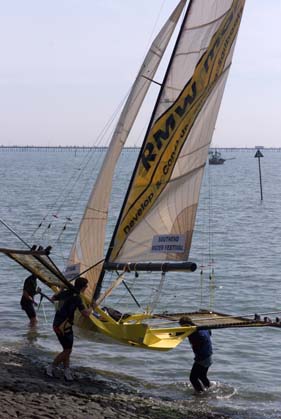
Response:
[1,0,280,350]
[209,150,226,165]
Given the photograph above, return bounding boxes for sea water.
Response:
[0,149,281,419]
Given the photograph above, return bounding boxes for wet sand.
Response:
[0,349,228,419]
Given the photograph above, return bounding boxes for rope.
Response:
[209,267,215,310]
[200,269,204,307]
[207,157,215,310]
[148,271,166,314]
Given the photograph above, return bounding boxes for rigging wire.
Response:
[197,156,215,310]
[103,270,127,306]
[122,280,141,309]
[52,105,122,222]
[33,130,110,238]
[198,166,208,308]
[40,300,48,324]
[208,156,215,310]
[128,0,186,149]
[99,270,142,312]
[148,271,166,314]
[29,88,131,266]
[0,218,31,249]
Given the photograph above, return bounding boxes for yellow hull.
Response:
[74,307,281,351]
[74,307,196,350]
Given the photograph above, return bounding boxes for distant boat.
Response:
[209,150,225,165]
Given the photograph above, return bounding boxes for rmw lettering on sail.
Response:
[63,263,81,280]
[111,0,245,260]
[152,235,186,254]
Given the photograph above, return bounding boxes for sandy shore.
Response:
[0,349,229,419]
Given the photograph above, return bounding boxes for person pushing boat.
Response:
[188,329,213,393]
[45,277,93,381]
[20,273,40,327]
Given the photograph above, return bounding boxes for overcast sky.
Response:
[0,0,280,148]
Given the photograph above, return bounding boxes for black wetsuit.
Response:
[20,274,37,319]
[189,330,213,392]
[53,290,86,350]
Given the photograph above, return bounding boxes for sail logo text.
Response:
[123,192,154,234]
[151,234,186,253]
[141,82,197,173]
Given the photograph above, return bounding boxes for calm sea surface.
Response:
[1,149,281,418]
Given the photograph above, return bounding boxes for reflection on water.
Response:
[24,327,39,345]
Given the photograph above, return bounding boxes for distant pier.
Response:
[0,145,280,152]
[213,147,281,152]
[0,145,137,152]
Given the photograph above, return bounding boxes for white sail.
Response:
[109,0,246,264]
[67,0,188,300]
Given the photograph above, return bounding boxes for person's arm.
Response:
[23,289,37,305]
[79,301,97,317]
[36,286,41,294]
[51,289,67,302]
[81,307,92,318]
[189,333,201,351]
[23,275,39,303]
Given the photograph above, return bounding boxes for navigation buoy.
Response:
[254,147,264,200]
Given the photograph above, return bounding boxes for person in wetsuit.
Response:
[188,330,213,393]
[45,277,93,381]
[20,274,39,327]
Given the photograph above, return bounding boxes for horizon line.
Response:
[0,145,279,150]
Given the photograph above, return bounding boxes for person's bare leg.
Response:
[60,349,73,380]
[53,349,71,367]
[29,316,37,327]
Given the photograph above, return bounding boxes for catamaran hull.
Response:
[1,248,279,351]
[74,310,196,350]
[74,308,281,351]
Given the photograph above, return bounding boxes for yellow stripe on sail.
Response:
[110,0,245,261]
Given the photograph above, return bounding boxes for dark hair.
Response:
[179,316,194,326]
[74,277,88,292]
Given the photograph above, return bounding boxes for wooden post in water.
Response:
[254,147,264,200]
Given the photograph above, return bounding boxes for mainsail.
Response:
[66,0,188,301]
[107,0,246,265]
